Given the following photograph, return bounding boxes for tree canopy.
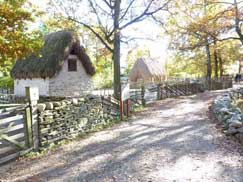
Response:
[0,0,43,75]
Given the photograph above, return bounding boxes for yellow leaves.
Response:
[0,0,43,67]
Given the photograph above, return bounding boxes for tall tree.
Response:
[166,0,231,81]
[204,0,212,88]
[50,0,171,98]
[165,0,243,81]
[233,0,243,45]
[0,0,42,75]
[204,1,243,45]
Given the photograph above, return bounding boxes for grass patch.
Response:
[132,104,145,112]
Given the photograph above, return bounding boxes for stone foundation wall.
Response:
[37,96,120,148]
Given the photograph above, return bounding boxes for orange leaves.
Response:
[0,0,43,68]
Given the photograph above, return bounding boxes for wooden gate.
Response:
[0,104,32,165]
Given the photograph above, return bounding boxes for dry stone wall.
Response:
[37,96,120,148]
[212,92,243,144]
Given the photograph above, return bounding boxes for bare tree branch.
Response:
[119,0,154,29]
[120,0,171,30]
[92,0,113,16]
[119,0,136,22]
[68,17,113,53]
[216,37,241,41]
[121,36,155,44]
[87,0,113,43]
[101,0,113,9]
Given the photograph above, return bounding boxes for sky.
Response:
[30,0,169,71]
[121,20,169,68]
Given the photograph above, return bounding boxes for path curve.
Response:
[1,91,243,182]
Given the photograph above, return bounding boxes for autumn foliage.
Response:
[0,0,42,74]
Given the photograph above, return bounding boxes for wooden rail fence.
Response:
[130,77,232,106]
[0,88,11,94]
[130,82,205,106]
[0,94,14,104]
[158,82,204,100]
[101,96,120,116]
[0,104,33,165]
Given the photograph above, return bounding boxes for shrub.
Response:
[0,76,14,89]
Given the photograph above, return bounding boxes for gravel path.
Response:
[1,91,243,182]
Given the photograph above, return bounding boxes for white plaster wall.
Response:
[14,78,50,96]
[49,55,94,97]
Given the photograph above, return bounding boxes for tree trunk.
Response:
[239,60,242,74]
[205,41,212,89]
[218,52,223,77]
[113,0,121,99]
[204,0,212,89]
[213,40,218,78]
[234,0,243,45]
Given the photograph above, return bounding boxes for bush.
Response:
[93,73,113,89]
[0,76,14,89]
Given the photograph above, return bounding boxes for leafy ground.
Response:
[1,90,243,182]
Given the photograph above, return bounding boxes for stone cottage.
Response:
[11,30,96,97]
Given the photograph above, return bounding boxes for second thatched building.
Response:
[11,30,96,97]
[129,58,166,84]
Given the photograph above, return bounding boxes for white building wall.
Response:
[49,55,93,97]
[14,78,50,96]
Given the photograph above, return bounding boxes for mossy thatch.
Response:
[11,30,95,79]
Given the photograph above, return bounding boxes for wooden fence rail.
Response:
[130,77,232,106]
[130,82,205,106]
[0,88,11,94]
[0,104,32,165]
[101,96,120,116]
[158,82,204,100]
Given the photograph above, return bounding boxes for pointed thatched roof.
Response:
[11,30,95,79]
[129,58,166,83]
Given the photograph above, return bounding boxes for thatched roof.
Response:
[11,30,95,79]
[129,58,166,83]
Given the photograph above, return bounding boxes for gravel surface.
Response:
[1,91,243,182]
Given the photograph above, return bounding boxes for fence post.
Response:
[165,83,168,98]
[157,84,161,100]
[24,106,33,148]
[161,84,164,99]
[141,85,145,106]
[126,99,130,117]
[25,87,39,151]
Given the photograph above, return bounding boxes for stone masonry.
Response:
[37,96,120,148]
[49,55,94,97]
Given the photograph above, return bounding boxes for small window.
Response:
[68,59,77,72]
